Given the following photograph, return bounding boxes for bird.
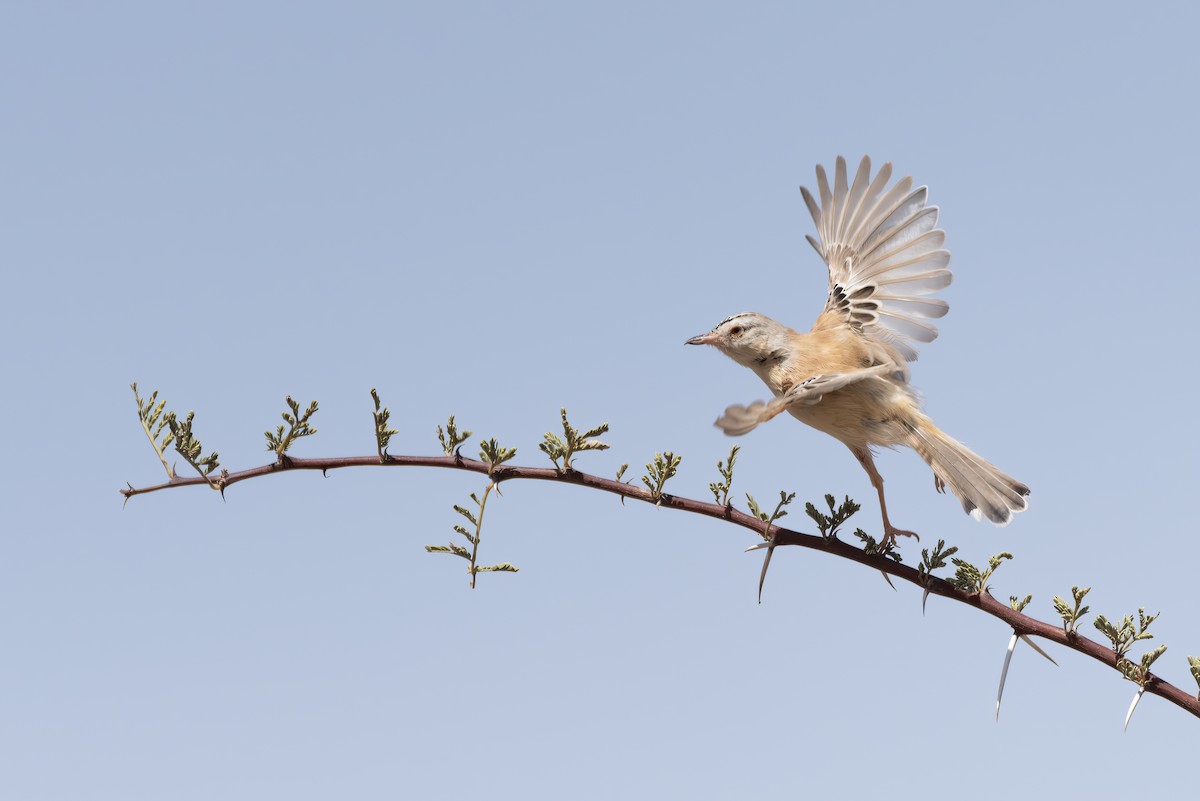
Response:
[687,156,1028,548]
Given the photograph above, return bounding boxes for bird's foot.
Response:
[880,525,920,550]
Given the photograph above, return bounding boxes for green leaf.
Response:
[264,395,319,456]
[949,558,982,593]
[1052,586,1091,635]
[166,410,221,482]
[917,539,958,586]
[642,451,681,501]
[131,383,178,479]
[855,528,902,562]
[540,408,609,470]
[371,388,399,458]
[804,494,859,539]
[437,415,472,455]
[479,438,517,471]
[425,543,471,559]
[709,445,740,506]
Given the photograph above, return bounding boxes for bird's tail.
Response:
[907,418,1029,525]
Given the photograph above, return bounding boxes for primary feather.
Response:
[802,156,953,362]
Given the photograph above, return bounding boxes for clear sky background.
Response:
[3,2,1197,798]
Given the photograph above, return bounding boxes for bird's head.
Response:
[686,312,791,369]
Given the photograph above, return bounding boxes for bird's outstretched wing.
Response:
[802,156,952,362]
[714,364,894,436]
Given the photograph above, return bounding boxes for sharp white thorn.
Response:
[1124,687,1145,732]
[757,543,776,604]
[996,633,1019,721]
[880,570,896,591]
[1019,635,1059,666]
[745,542,770,552]
[922,586,931,616]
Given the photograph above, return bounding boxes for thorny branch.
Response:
[121,453,1200,722]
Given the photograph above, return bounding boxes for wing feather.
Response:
[842,159,892,247]
[803,157,952,360]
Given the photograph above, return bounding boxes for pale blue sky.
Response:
[3,2,1197,798]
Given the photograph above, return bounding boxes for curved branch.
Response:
[121,454,1200,720]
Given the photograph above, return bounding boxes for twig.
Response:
[120,453,1200,721]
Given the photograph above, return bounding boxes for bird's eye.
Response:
[729,326,744,336]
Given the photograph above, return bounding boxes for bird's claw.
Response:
[880,526,920,549]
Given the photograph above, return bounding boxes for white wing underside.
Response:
[714,364,894,436]
[802,156,952,362]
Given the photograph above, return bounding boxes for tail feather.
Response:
[908,420,1029,525]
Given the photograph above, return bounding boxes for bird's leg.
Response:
[850,446,919,549]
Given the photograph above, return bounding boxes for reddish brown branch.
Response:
[121,454,1200,720]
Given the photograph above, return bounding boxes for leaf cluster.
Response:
[264,396,319,456]
[642,451,681,502]
[1094,608,1159,659]
[539,408,609,470]
[370,388,398,459]
[854,529,902,562]
[474,563,519,574]
[479,438,517,473]
[746,490,795,539]
[804,494,860,540]
[131,383,176,478]
[948,552,1012,594]
[613,463,631,505]
[166,410,220,480]
[708,445,739,506]
[437,415,472,455]
[1117,644,1167,688]
[1009,594,1033,613]
[425,541,471,559]
[425,485,518,587]
[917,539,959,587]
[1052,586,1091,635]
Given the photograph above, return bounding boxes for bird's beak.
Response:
[686,332,719,346]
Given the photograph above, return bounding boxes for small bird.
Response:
[688,156,1028,547]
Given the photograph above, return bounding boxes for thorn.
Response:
[880,571,896,591]
[122,493,131,510]
[219,485,227,502]
[744,542,769,552]
[1019,635,1059,666]
[757,542,776,604]
[1124,687,1145,732]
[322,469,329,478]
[493,484,504,497]
[922,586,931,616]
[996,632,1018,721]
